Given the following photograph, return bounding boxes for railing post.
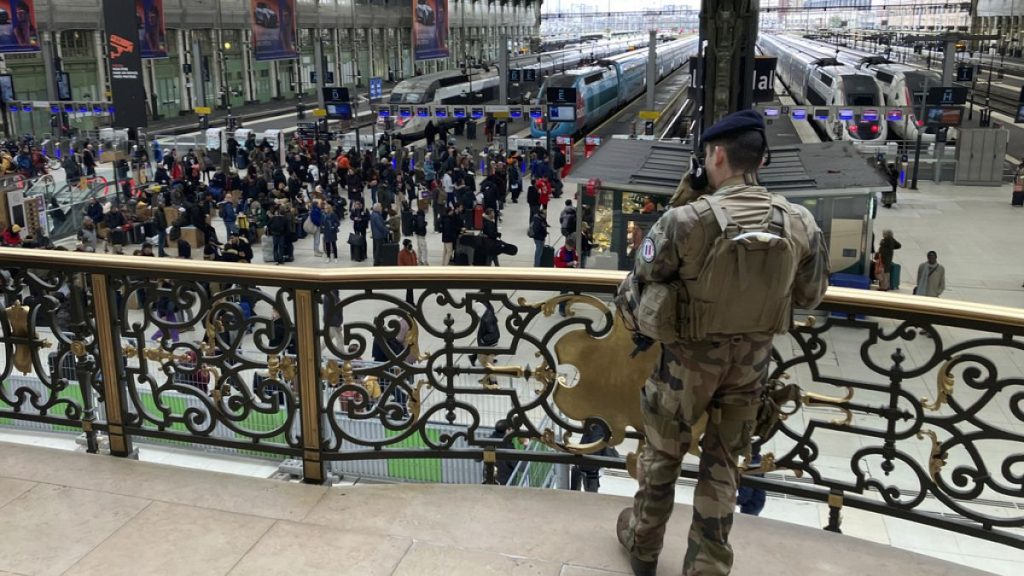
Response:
[69,274,98,454]
[295,288,326,484]
[825,489,844,533]
[89,274,135,458]
[483,447,497,485]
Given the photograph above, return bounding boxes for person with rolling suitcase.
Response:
[529,208,550,268]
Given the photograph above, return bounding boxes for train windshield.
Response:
[537,76,578,103]
[389,92,426,104]
[841,75,881,106]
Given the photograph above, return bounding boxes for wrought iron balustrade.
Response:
[0,248,1021,549]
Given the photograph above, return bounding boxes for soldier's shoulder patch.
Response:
[640,238,656,263]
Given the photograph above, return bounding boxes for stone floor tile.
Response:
[0,477,35,509]
[391,542,562,576]
[63,501,274,576]
[0,484,148,576]
[0,442,326,521]
[227,520,412,576]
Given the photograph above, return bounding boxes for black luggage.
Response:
[110,228,128,246]
[143,221,158,237]
[380,242,400,266]
[498,241,518,256]
[540,245,555,268]
[401,208,414,237]
[453,251,471,266]
[1012,191,1024,206]
[129,223,146,244]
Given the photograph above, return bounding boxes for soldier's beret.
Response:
[701,110,766,144]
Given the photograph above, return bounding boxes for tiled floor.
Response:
[0,441,1000,576]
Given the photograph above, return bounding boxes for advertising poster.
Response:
[413,0,448,61]
[136,0,167,59]
[103,0,148,128]
[0,0,40,53]
[251,0,298,61]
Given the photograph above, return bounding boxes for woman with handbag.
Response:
[321,204,341,263]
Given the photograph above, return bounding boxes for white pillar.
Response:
[96,30,109,102]
[177,29,191,111]
[210,30,222,107]
[242,29,254,103]
[270,60,280,99]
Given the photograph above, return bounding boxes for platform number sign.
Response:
[523,69,538,83]
[509,69,521,84]
[323,87,352,120]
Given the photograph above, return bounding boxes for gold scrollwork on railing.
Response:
[921,357,959,412]
[915,429,948,481]
[70,340,88,359]
[531,356,565,396]
[404,320,430,363]
[802,386,855,427]
[5,301,52,374]
[122,345,191,364]
[538,427,611,456]
[519,293,610,318]
[483,361,525,380]
[407,380,428,423]
[552,309,659,448]
[266,355,296,382]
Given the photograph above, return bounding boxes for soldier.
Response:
[615,110,830,576]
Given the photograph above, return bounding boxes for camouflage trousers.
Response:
[622,333,772,576]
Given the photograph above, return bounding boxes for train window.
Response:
[808,87,827,106]
[584,73,604,85]
[875,71,894,84]
[438,75,469,88]
[818,73,833,87]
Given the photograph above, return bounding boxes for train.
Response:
[758,35,888,145]
[819,45,946,144]
[382,38,653,143]
[530,37,696,139]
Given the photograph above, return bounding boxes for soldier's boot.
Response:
[616,507,658,576]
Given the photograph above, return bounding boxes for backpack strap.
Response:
[702,196,741,239]
[766,196,791,238]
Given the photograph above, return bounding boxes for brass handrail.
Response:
[1,248,1022,331]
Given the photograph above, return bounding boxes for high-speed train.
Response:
[759,35,888,144]
[530,37,696,138]
[829,50,945,143]
[382,38,653,142]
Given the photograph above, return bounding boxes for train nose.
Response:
[848,121,881,140]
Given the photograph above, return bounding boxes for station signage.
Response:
[323,87,352,120]
[925,86,968,107]
[546,87,577,105]
[103,0,149,128]
[753,56,777,103]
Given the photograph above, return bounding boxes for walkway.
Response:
[0,442,990,576]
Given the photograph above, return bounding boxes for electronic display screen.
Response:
[791,108,807,120]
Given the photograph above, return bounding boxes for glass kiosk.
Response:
[577,181,876,276]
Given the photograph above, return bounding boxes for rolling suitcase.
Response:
[110,228,128,246]
[129,223,146,244]
[473,205,484,230]
[890,263,902,291]
[380,242,400,266]
[401,208,414,237]
[540,245,555,268]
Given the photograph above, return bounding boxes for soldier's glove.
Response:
[629,332,655,358]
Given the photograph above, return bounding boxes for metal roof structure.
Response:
[571,138,889,196]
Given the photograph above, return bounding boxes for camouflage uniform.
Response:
[618,176,829,575]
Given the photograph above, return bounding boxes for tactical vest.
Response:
[681,190,799,340]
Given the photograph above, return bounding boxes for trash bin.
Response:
[829,273,870,319]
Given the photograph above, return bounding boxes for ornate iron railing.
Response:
[0,249,1021,548]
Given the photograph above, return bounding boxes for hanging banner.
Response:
[103,0,148,128]
[136,0,167,59]
[0,0,40,53]
[251,0,298,61]
[413,0,449,61]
